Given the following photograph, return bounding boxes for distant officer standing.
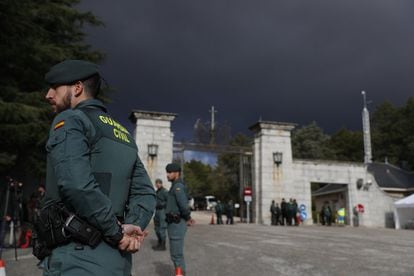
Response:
[37,60,156,275]
[215,200,223,224]
[153,178,168,250]
[165,163,195,276]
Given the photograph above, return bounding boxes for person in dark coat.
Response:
[225,200,234,225]
[281,198,287,226]
[215,200,223,224]
[153,179,169,250]
[287,198,295,226]
[322,202,332,226]
[270,200,277,225]
[293,199,299,226]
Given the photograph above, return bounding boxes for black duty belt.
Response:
[165,213,181,224]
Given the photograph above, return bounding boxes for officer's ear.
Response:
[72,81,84,97]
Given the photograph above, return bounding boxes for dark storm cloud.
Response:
[79,0,414,139]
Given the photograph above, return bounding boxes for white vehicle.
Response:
[205,195,217,211]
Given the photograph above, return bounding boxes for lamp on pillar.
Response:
[148,144,159,158]
[273,152,283,166]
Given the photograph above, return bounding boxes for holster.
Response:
[32,201,102,261]
[32,201,69,260]
[64,214,101,248]
[166,213,181,224]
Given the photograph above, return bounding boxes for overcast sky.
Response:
[78,0,414,140]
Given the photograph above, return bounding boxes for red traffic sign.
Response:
[243,187,252,196]
[356,204,364,213]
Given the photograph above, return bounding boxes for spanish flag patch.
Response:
[54,120,65,130]
[176,188,181,191]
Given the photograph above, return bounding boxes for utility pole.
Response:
[361,91,372,164]
[209,106,217,144]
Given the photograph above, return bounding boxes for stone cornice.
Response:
[249,121,297,133]
[129,109,177,123]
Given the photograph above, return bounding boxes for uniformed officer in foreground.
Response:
[38,60,156,275]
[152,178,168,250]
[165,163,195,275]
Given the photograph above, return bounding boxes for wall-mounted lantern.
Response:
[148,144,159,158]
[356,178,363,190]
[273,152,283,166]
[356,178,372,191]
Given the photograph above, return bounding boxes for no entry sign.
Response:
[243,187,252,196]
[243,187,252,202]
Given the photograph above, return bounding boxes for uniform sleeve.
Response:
[47,111,119,237]
[159,189,169,209]
[174,183,191,220]
[124,156,156,230]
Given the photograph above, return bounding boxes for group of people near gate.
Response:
[319,201,346,226]
[214,200,235,225]
[269,199,347,226]
[270,198,302,226]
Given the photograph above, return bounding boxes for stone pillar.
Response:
[129,110,177,189]
[250,121,296,224]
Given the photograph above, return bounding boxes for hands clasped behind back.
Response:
[118,224,148,253]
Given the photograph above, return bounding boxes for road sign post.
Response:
[243,187,252,224]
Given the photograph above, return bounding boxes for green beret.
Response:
[45,60,99,85]
[166,163,181,173]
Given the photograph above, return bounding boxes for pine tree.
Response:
[0,0,104,181]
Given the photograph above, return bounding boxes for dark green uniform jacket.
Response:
[156,187,169,210]
[45,99,156,238]
[165,179,190,272]
[165,179,191,220]
[154,187,169,243]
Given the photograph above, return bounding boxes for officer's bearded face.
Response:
[46,85,73,113]
[166,172,180,181]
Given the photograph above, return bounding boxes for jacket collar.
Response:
[172,178,183,185]
[74,98,107,112]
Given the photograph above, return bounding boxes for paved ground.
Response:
[2,211,414,276]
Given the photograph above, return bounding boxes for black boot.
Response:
[153,240,166,251]
[152,240,162,250]
[159,240,166,251]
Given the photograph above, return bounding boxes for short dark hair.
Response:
[82,73,101,97]
[155,179,163,184]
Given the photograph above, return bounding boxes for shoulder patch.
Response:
[54,120,65,130]
[176,187,181,191]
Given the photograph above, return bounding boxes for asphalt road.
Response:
[3,211,414,276]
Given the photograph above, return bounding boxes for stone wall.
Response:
[129,111,396,228]
[250,121,296,224]
[251,121,396,228]
[292,160,395,227]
